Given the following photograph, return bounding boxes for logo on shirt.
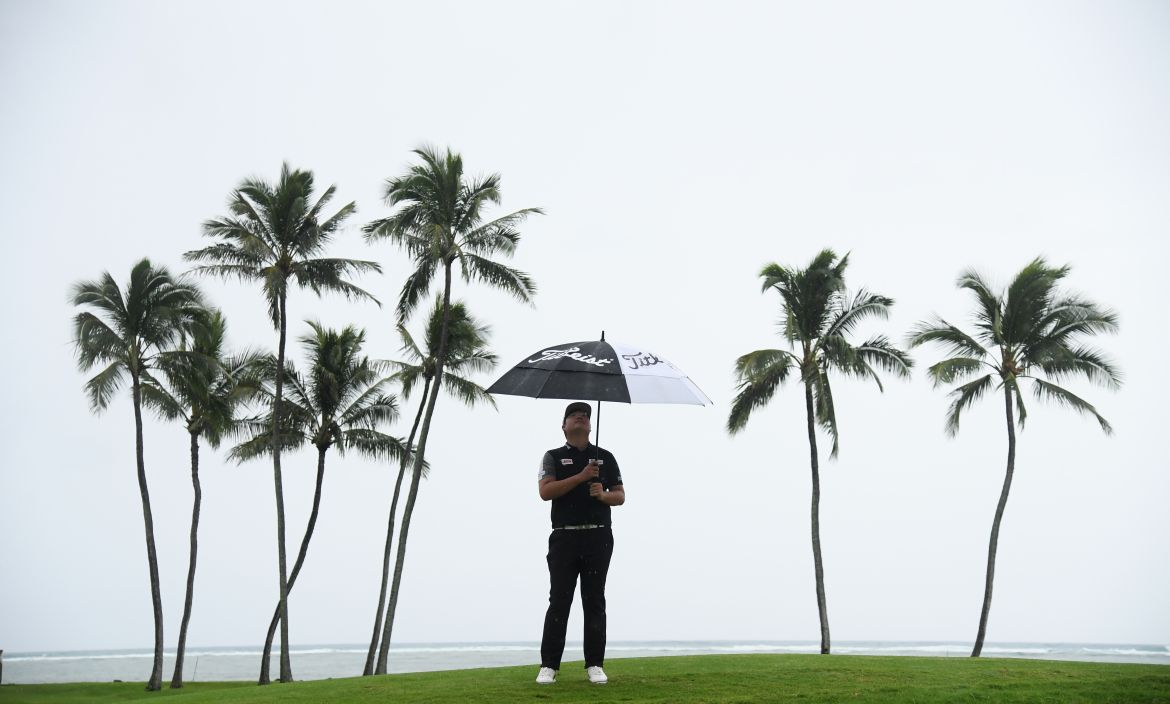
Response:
[560,458,574,465]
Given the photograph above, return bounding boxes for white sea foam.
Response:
[5,641,1167,684]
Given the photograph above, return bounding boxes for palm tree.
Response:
[140,309,263,688]
[727,249,912,654]
[908,257,1120,657]
[364,298,498,675]
[70,259,205,691]
[232,322,410,678]
[363,146,538,671]
[185,164,379,683]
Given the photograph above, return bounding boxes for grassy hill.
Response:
[3,653,1168,703]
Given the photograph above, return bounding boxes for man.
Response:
[535,401,625,685]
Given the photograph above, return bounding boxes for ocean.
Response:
[4,641,1168,685]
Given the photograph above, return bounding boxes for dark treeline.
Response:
[70,150,1120,692]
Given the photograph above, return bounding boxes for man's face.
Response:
[563,410,591,435]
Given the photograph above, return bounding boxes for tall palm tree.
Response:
[185,164,379,683]
[908,257,1120,657]
[363,146,538,670]
[727,249,911,654]
[140,309,263,688]
[70,259,206,691]
[364,298,498,675]
[232,322,409,680]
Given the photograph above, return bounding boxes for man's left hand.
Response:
[589,482,604,499]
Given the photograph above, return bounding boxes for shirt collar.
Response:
[564,442,594,452]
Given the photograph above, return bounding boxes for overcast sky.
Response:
[1,0,1167,654]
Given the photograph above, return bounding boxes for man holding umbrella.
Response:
[535,401,624,685]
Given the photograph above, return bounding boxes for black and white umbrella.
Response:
[487,334,711,448]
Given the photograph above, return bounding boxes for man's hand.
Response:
[589,482,604,499]
[577,459,600,484]
[540,459,600,502]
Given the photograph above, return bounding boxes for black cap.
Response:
[563,401,592,421]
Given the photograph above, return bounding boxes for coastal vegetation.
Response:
[361,146,540,675]
[70,260,208,691]
[909,258,1122,656]
[68,149,1122,691]
[363,298,498,676]
[231,323,411,682]
[184,165,380,684]
[6,655,1168,703]
[140,309,263,688]
[726,250,913,654]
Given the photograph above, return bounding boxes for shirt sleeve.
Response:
[606,452,622,487]
[538,451,555,481]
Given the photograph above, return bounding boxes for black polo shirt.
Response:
[538,443,623,529]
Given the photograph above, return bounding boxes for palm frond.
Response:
[1036,345,1122,390]
[1003,258,1067,344]
[72,311,127,370]
[813,370,840,458]
[293,258,382,305]
[956,268,1003,345]
[823,289,894,339]
[396,257,438,324]
[458,253,536,304]
[925,357,990,386]
[1031,378,1113,434]
[907,317,989,359]
[854,336,913,380]
[461,208,543,256]
[727,349,796,434]
[83,361,128,412]
[441,372,497,409]
[943,373,995,437]
[139,376,187,422]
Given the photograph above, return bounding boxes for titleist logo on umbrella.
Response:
[621,352,664,370]
[528,347,613,367]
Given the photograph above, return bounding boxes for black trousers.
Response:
[540,527,614,669]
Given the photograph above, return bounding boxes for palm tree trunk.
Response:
[260,293,293,685]
[261,445,329,669]
[365,379,430,676]
[171,428,201,688]
[131,376,165,691]
[804,382,831,655]
[972,384,1017,657]
[375,264,455,675]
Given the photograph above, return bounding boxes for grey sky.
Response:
[1,0,1167,653]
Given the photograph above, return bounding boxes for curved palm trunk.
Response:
[375,264,454,675]
[365,379,430,676]
[803,382,831,654]
[131,377,165,691]
[260,293,293,685]
[972,385,1017,657]
[171,428,202,688]
[261,445,329,669]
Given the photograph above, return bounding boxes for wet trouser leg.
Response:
[541,530,577,669]
[580,528,614,668]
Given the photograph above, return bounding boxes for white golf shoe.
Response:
[535,666,557,684]
[586,665,608,684]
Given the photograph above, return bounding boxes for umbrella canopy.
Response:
[487,338,711,406]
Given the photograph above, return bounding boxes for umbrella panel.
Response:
[487,367,632,403]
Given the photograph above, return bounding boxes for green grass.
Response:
[3,655,1168,703]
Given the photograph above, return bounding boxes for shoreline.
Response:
[5,640,1168,685]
